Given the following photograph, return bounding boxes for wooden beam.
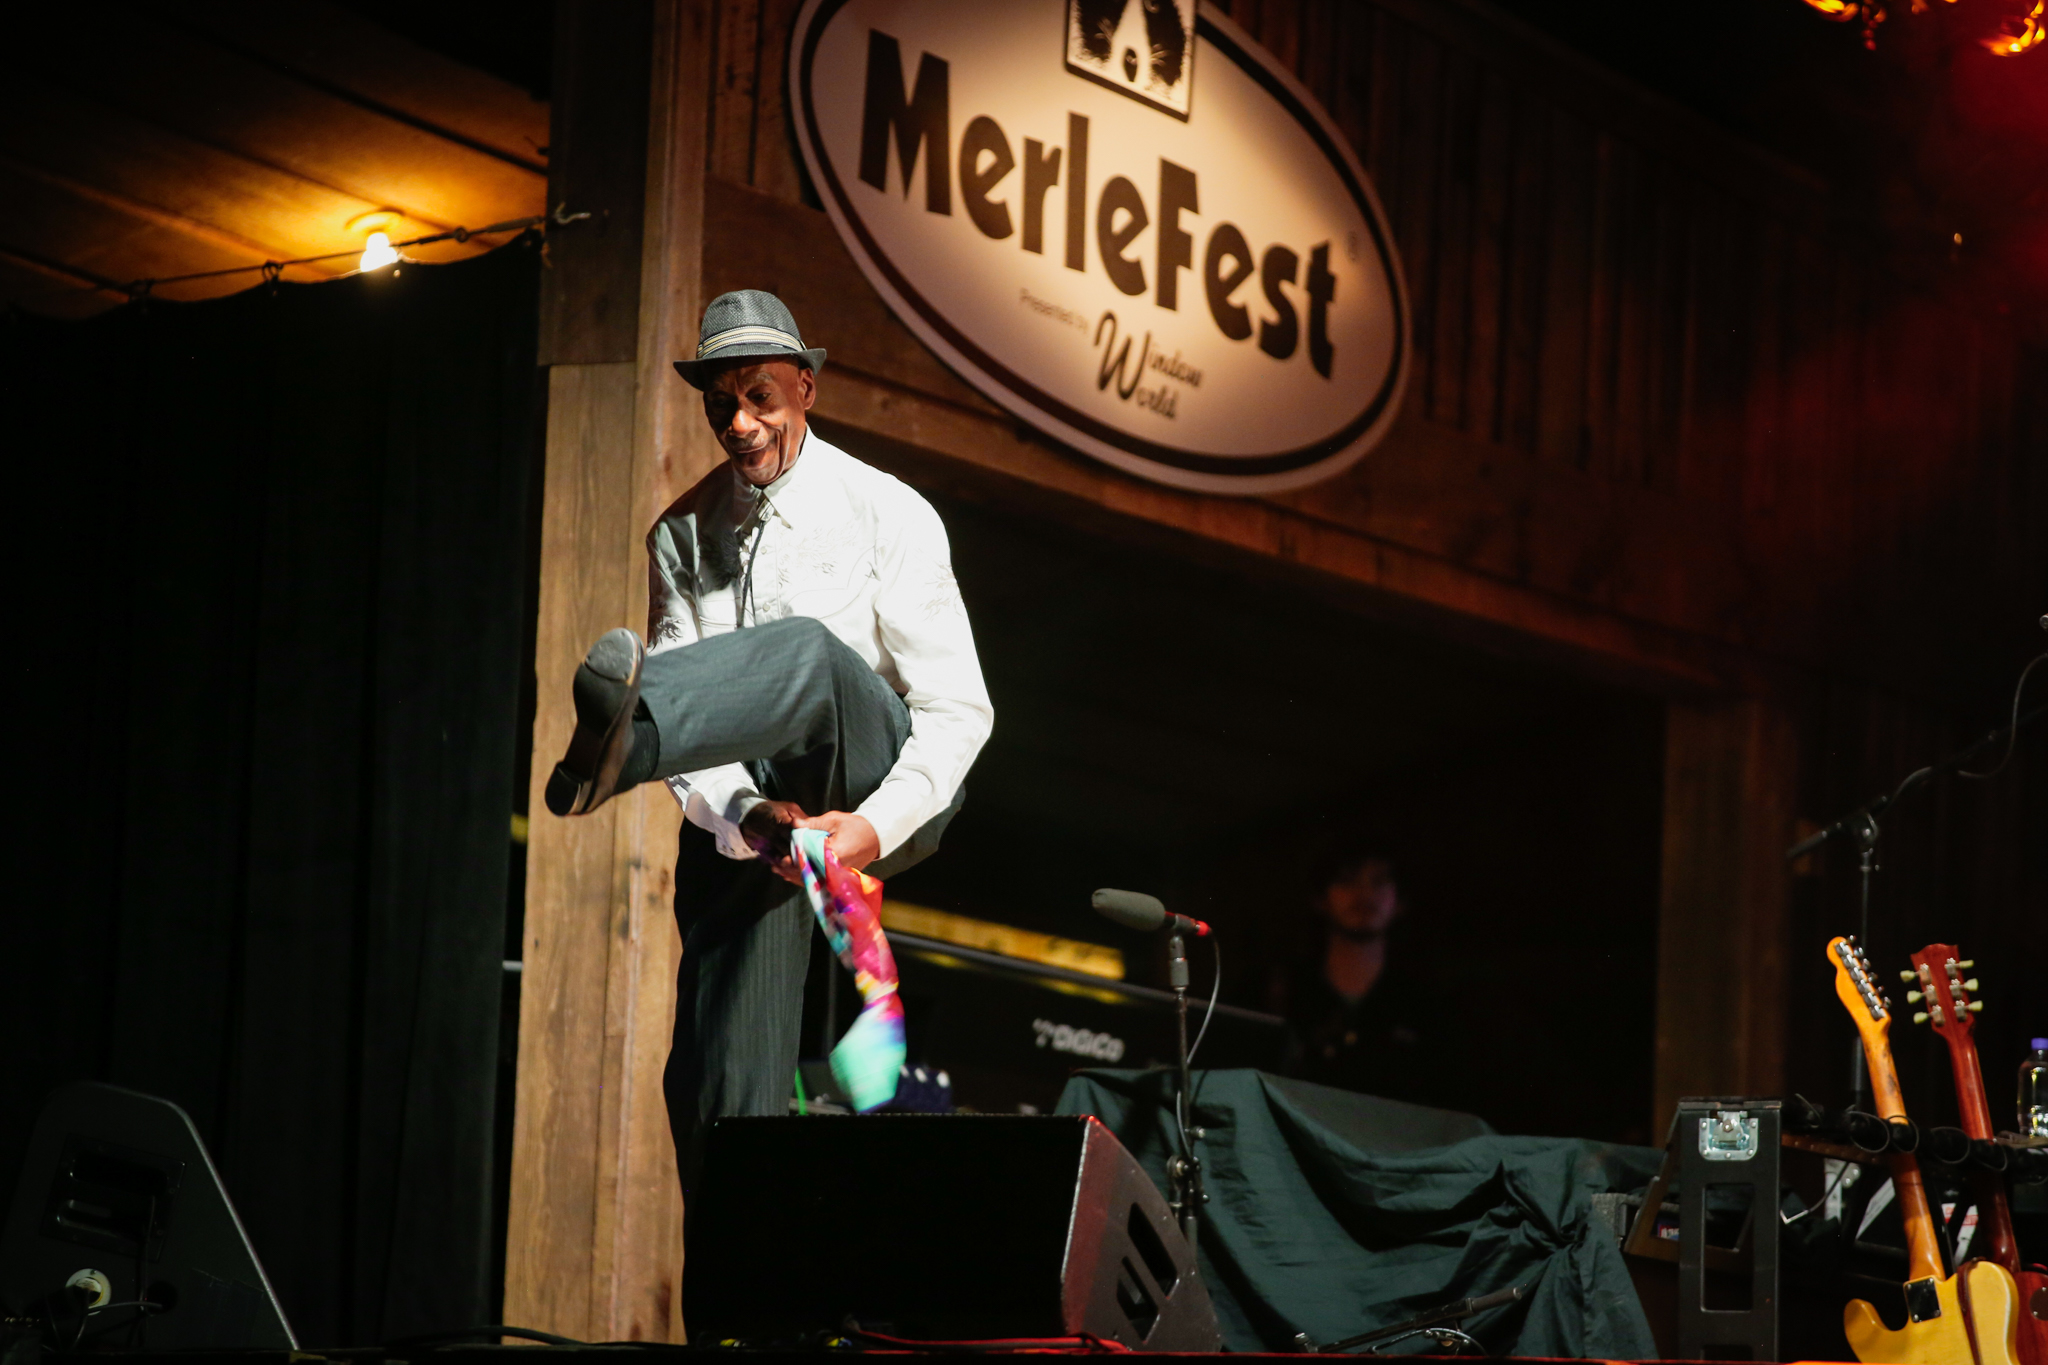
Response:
[0,243,126,294]
[1651,697,1799,1133]
[507,0,717,1345]
[22,8,541,231]
[0,73,476,279]
[0,160,294,300]
[0,152,337,282]
[594,0,725,1341]
[168,0,551,174]
[537,4,651,365]
[506,361,640,1342]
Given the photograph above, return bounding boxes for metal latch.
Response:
[1699,1109,1759,1161]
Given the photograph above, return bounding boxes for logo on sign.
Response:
[791,0,1409,493]
[1064,0,1196,118]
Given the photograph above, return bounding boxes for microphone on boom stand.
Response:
[1090,888,1211,937]
[1092,889,1212,1246]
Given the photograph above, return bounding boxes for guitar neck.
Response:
[1863,1033,1950,1283]
[1942,1031,1997,1138]
[1938,1029,2021,1274]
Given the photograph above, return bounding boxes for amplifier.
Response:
[686,1114,1223,1351]
[0,1083,295,1351]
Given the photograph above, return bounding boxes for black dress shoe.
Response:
[544,627,645,817]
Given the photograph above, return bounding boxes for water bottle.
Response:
[2023,1038,2048,1138]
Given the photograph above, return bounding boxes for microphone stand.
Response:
[1088,889,1213,1247]
[1786,694,2043,1115]
[1165,925,1206,1245]
[1786,697,2045,868]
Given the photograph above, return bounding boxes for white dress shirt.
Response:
[644,431,993,861]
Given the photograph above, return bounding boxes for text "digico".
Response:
[1033,1018,1127,1063]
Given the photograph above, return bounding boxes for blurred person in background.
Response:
[1268,848,1429,1101]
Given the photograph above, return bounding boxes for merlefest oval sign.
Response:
[791,0,1411,495]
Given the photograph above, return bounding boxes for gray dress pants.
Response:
[638,616,963,1202]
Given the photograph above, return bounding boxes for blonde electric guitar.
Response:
[1829,935,2021,1365]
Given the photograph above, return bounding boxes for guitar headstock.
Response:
[1829,935,1892,1049]
[1903,942,1982,1040]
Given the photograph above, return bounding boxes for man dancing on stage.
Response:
[542,290,993,1190]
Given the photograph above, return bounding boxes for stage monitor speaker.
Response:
[686,1114,1222,1351]
[1,1082,295,1350]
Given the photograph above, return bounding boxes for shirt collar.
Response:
[731,427,826,529]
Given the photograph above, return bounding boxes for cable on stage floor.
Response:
[841,1324,1136,1353]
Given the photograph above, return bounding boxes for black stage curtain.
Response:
[1,239,543,1346]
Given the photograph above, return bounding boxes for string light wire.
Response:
[120,214,547,299]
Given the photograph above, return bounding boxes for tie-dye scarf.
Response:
[792,828,904,1111]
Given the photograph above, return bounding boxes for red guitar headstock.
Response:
[1903,942,1982,1041]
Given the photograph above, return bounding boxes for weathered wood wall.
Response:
[701,0,2041,691]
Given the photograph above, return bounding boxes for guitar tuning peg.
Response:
[1963,979,1978,992]
[1913,1011,1930,1025]
[1967,1001,1982,1013]
[1900,970,1917,983]
[1957,959,1974,969]
[1906,990,1923,1003]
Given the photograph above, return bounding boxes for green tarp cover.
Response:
[1055,1069,1663,1357]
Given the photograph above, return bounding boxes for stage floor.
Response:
[61,1348,1831,1363]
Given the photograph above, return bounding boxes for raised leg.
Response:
[640,616,908,809]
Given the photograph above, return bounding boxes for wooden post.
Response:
[1652,697,1800,1136]
[505,0,718,1343]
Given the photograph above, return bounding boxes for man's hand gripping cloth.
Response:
[791,828,904,1111]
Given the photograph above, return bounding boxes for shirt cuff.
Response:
[854,779,932,861]
[666,772,769,860]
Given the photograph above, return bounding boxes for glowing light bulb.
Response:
[359,231,399,272]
